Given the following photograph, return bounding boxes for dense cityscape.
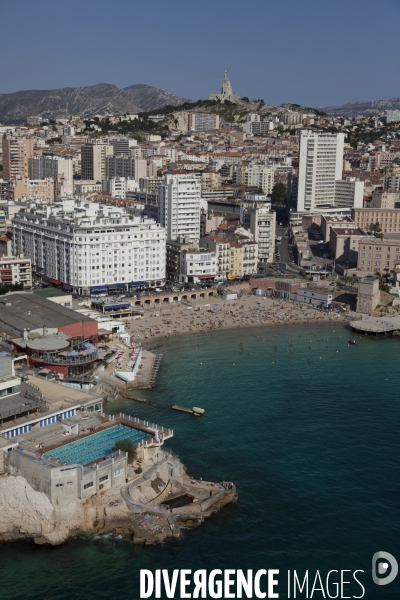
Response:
[0,68,399,595]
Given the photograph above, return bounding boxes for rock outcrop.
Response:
[0,475,129,545]
[0,460,237,546]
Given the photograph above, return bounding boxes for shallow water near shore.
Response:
[1,322,400,599]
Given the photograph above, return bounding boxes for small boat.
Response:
[348,339,359,345]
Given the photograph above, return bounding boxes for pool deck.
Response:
[9,413,173,468]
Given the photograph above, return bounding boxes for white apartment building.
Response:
[241,194,275,263]
[0,255,32,289]
[234,165,274,195]
[158,174,201,243]
[102,178,138,199]
[179,249,217,283]
[295,288,332,308]
[188,113,220,132]
[81,142,113,180]
[297,131,345,212]
[242,120,274,135]
[334,178,364,209]
[12,200,166,294]
[106,155,146,180]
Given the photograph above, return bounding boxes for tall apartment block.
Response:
[105,155,146,180]
[158,174,201,243]
[2,134,33,181]
[28,154,74,195]
[297,131,345,212]
[81,142,113,181]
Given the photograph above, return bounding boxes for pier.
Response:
[350,314,400,334]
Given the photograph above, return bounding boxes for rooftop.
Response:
[0,293,95,334]
[33,288,71,298]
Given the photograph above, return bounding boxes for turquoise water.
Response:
[45,424,149,465]
[1,322,400,599]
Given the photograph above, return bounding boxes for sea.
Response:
[0,322,399,600]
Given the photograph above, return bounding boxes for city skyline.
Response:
[1,0,400,107]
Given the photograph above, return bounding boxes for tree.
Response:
[272,182,287,205]
[113,439,137,462]
[368,221,382,236]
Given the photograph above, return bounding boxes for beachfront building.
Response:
[200,232,258,281]
[0,371,172,503]
[179,248,217,284]
[158,173,201,244]
[357,237,400,274]
[241,193,276,263]
[0,367,103,451]
[295,288,333,308]
[12,199,166,295]
[166,238,216,283]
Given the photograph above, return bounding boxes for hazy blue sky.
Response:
[1,0,399,107]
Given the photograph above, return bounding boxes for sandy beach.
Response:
[125,294,352,343]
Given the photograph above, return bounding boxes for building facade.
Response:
[188,113,220,131]
[178,249,217,283]
[158,174,201,243]
[334,178,364,209]
[357,237,400,273]
[81,142,113,181]
[12,199,166,294]
[2,134,33,181]
[106,156,146,180]
[234,165,274,195]
[0,256,32,289]
[351,208,400,234]
[297,131,345,212]
[28,154,74,196]
[241,194,276,263]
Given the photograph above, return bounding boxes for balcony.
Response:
[31,348,98,366]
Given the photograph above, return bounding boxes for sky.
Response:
[1,0,400,108]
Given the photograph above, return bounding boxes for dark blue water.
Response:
[1,323,399,599]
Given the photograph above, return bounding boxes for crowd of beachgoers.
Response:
[127,294,349,342]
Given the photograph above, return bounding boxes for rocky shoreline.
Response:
[0,453,237,546]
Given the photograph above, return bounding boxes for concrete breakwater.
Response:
[0,452,236,546]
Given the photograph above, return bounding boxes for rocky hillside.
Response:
[0,83,191,123]
[323,98,400,118]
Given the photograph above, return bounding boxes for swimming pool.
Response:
[44,424,149,466]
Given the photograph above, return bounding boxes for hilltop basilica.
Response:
[209,70,239,102]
